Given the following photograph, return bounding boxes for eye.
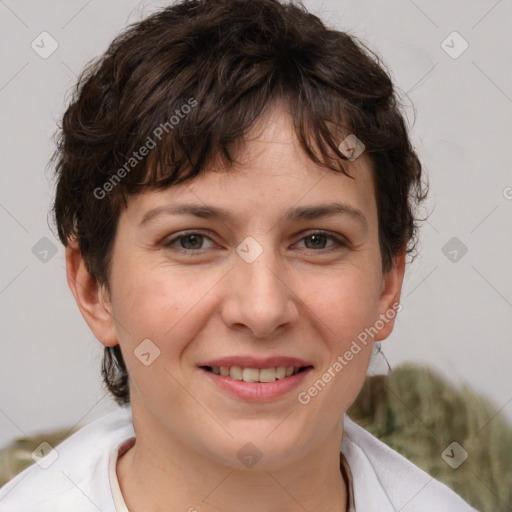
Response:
[295,231,348,251]
[163,231,216,253]
[162,230,348,255]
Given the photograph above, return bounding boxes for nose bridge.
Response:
[244,246,281,299]
[222,237,298,337]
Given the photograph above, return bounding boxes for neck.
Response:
[116,410,347,512]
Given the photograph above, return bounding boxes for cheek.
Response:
[108,267,202,401]
[300,276,377,415]
[306,265,382,335]
[110,259,222,355]
[303,267,380,390]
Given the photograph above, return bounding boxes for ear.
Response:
[65,241,118,347]
[374,251,406,342]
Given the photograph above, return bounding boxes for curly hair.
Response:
[51,0,426,406]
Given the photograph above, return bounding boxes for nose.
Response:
[220,244,300,339]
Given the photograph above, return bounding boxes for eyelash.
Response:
[162,230,348,255]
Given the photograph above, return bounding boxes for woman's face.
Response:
[87,105,404,469]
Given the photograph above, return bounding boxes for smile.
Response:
[199,364,314,401]
[202,365,309,383]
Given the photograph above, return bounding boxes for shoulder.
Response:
[0,406,134,512]
[342,415,479,512]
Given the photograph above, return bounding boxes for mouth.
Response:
[197,356,314,401]
[200,365,313,383]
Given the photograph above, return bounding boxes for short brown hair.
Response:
[52,0,426,406]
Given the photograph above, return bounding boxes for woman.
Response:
[0,0,478,510]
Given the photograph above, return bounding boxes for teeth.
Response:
[230,366,243,380]
[258,368,276,383]
[210,365,302,383]
[243,367,260,382]
[276,366,286,379]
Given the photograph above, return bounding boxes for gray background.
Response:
[0,0,511,449]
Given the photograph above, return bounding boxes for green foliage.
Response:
[349,363,512,512]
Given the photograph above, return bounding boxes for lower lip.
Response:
[199,367,312,402]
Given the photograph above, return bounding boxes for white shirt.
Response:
[0,406,478,511]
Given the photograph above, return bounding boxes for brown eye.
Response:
[296,232,347,251]
[163,231,216,253]
[177,234,204,250]
[303,234,330,249]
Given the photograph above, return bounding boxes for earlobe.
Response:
[65,241,119,347]
[374,251,406,341]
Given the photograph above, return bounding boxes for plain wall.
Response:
[0,0,511,449]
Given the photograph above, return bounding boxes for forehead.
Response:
[121,106,377,228]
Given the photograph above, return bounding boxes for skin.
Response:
[66,103,405,512]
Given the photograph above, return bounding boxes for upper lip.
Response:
[198,356,313,369]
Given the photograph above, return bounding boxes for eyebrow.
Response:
[138,202,368,232]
